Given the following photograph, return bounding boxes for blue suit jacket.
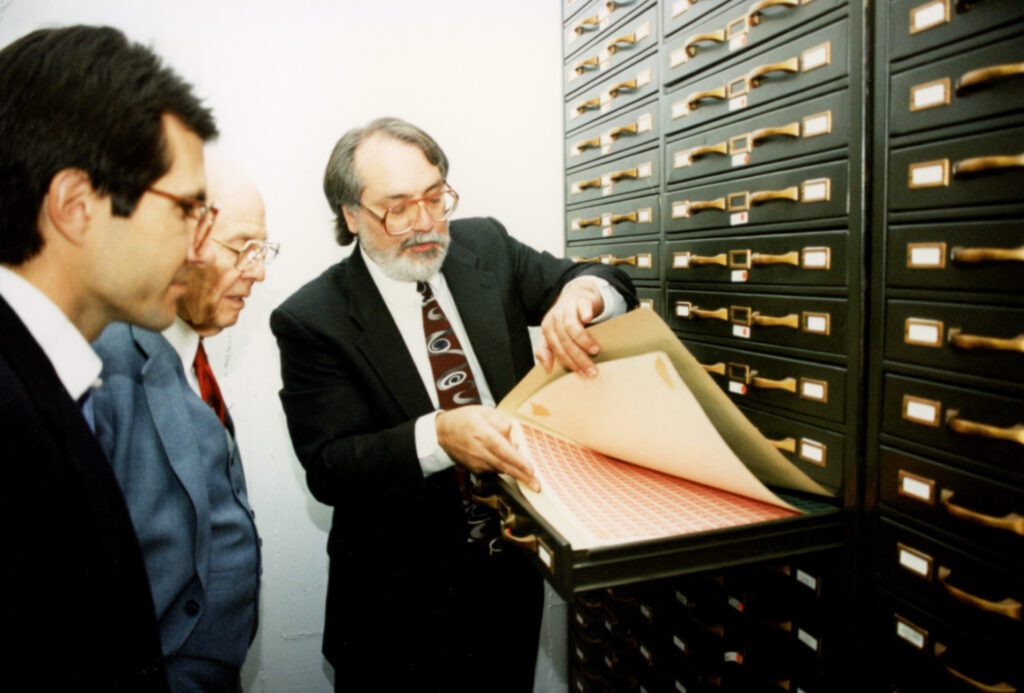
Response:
[91,323,259,665]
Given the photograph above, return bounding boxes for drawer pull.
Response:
[937,566,1022,621]
[947,411,1024,446]
[752,312,800,329]
[751,376,798,393]
[751,251,800,267]
[953,153,1024,178]
[609,167,639,182]
[608,123,638,140]
[748,57,800,87]
[608,79,638,98]
[574,137,602,153]
[606,33,637,55]
[609,212,638,224]
[766,436,797,453]
[956,62,1024,95]
[684,30,726,57]
[572,256,602,264]
[686,87,728,110]
[935,643,1018,693]
[750,186,800,205]
[748,0,800,25]
[690,306,729,321]
[952,244,1024,264]
[689,253,728,267]
[940,490,1024,537]
[575,177,603,191]
[574,15,600,35]
[689,142,730,160]
[949,330,1024,354]
[574,56,600,74]
[575,97,601,114]
[750,122,801,146]
[574,216,602,229]
[501,517,540,552]
[606,254,650,267]
[701,361,727,376]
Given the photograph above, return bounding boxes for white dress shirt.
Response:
[0,265,101,401]
[162,316,203,398]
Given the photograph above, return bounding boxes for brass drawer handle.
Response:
[608,123,639,140]
[690,306,729,321]
[749,186,800,205]
[947,410,1024,446]
[574,137,602,153]
[575,97,601,114]
[501,514,540,551]
[940,489,1024,537]
[934,642,1017,693]
[572,256,602,264]
[748,0,800,26]
[606,33,637,55]
[686,86,728,110]
[767,436,797,453]
[752,312,801,329]
[751,376,798,392]
[574,56,600,74]
[606,254,643,266]
[956,62,1024,95]
[748,57,800,87]
[689,253,728,267]
[608,79,638,97]
[609,167,639,182]
[953,153,1024,178]
[609,212,638,224]
[689,198,727,212]
[574,15,600,35]
[684,30,726,58]
[688,142,730,160]
[949,330,1024,353]
[937,566,1022,621]
[574,216,602,229]
[750,122,801,146]
[575,177,603,191]
[701,361,727,376]
[751,251,800,267]
[952,244,1024,264]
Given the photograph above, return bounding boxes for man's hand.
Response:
[535,279,605,377]
[436,405,540,492]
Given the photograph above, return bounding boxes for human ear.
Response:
[342,205,359,235]
[43,169,96,247]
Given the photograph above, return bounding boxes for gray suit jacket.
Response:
[91,323,259,668]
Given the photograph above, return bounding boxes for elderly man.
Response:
[0,25,217,689]
[91,157,275,692]
[271,117,636,692]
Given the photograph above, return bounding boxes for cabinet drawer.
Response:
[569,240,660,281]
[888,0,1024,63]
[662,16,849,137]
[567,148,659,205]
[885,301,1024,383]
[669,290,848,356]
[662,0,738,39]
[664,161,847,234]
[666,230,848,287]
[663,0,846,87]
[882,374,1024,475]
[566,194,660,242]
[567,54,658,132]
[565,0,652,58]
[878,517,1022,641]
[740,406,844,492]
[666,90,849,185]
[891,31,1024,136]
[684,340,847,423]
[566,6,658,95]
[566,100,660,171]
[886,221,1024,292]
[636,286,663,317]
[879,447,1023,567]
[877,588,1022,693]
[889,125,1024,213]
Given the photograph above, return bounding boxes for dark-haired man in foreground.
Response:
[0,25,217,689]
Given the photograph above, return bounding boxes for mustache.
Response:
[399,231,449,251]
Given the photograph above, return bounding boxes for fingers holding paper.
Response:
[436,405,541,493]
[535,280,604,378]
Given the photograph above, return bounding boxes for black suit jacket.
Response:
[0,295,167,691]
[271,218,636,687]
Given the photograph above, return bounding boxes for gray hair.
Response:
[323,117,450,246]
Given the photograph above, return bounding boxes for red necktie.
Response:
[418,281,500,553]
[194,340,233,434]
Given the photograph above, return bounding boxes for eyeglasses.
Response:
[211,237,280,270]
[146,187,219,250]
[359,185,459,236]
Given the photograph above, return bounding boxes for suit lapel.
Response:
[443,242,516,400]
[132,326,212,582]
[346,249,435,420]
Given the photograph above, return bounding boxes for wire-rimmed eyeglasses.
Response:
[210,237,280,270]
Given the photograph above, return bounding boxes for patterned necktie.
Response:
[194,340,234,435]
[418,281,501,553]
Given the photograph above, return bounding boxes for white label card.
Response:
[733,325,751,339]
[638,208,653,223]
[729,33,749,51]
[900,474,933,502]
[805,315,829,334]
[913,81,949,110]
[912,1,948,33]
[673,635,687,652]
[673,0,689,18]
[728,381,747,395]
[675,303,691,317]
[896,620,926,649]
[909,245,943,267]
[803,249,829,268]
[538,543,552,568]
[911,163,947,187]
[803,181,829,202]
[800,439,825,464]
[797,628,820,652]
[898,547,931,577]
[672,101,689,119]
[731,270,749,283]
[674,253,691,268]
[732,153,750,167]
[803,112,831,137]
[731,211,749,226]
[907,321,941,346]
[638,113,653,132]
[729,94,749,111]
[802,43,830,72]
[638,162,653,178]
[802,380,826,401]
[670,48,687,68]
[673,202,691,219]
[637,254,652,269]
[796,569,818,591]
[675,151,692,168]
[906,399,938,425]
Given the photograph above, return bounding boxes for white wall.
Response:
[0,2,565,690]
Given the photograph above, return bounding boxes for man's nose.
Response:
[410,200,435,233]
[242,258,267,282]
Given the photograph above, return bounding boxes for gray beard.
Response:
[358,228,450,282]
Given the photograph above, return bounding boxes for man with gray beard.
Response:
[270,117,636,692]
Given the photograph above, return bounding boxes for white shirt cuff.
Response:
[416,410,455,476]
[564,275,627,323]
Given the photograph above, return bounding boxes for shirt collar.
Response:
[162,315,201,375]
[0,265,102,400]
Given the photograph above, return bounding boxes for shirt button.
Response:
[185,600,200,617]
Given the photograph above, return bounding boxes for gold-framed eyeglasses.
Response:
[211,238,280,270]
[146,187,218,250]
[359,185,459,236]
